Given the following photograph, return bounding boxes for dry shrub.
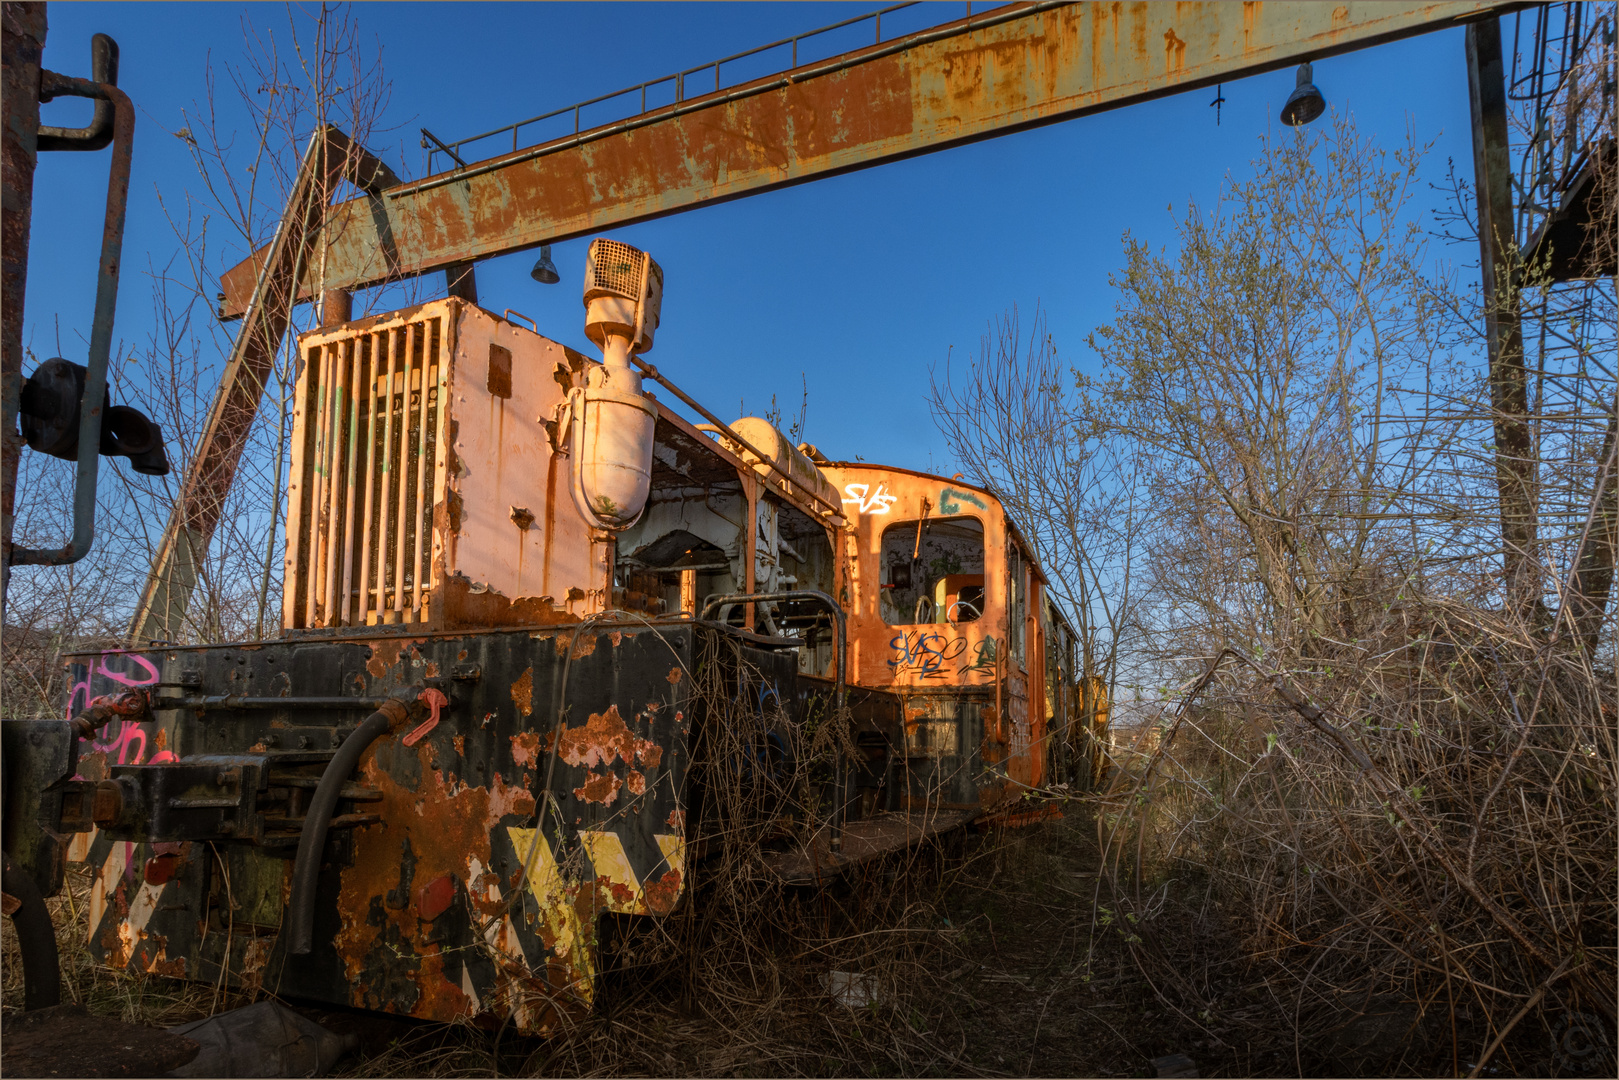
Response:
[497,628,987,1076]
[1095,596,1617,1076]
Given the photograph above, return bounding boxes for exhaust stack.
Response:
[564,240,662,531]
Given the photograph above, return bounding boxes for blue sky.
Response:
[26,2,1489,476]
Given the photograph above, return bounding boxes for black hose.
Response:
[3,852,62,1010]
[285,699,409,955]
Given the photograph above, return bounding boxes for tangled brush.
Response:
[1095,596,1616,1076]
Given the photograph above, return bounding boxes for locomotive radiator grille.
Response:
[288,317,444,628]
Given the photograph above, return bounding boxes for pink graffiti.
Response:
[67,651,159,718]
[94,721,144,765]
[96,652,161,687]
[69,649,164,766]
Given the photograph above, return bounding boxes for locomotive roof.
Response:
[823,460,1052,593]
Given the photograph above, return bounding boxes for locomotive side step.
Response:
[762,807,976,884]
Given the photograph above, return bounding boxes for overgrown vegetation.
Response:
[933,9,1617,1076]
[6,4,1614,1077]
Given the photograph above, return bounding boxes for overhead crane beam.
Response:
[217,0,1519,316]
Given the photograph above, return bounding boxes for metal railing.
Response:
[422,2,1006,173]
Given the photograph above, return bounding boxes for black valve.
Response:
[18,357,170,476]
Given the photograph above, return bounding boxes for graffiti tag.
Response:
[888,632,1000,680]
[938,487,987,515]
[961,637,998,676]
[68,651,171,767]
[887,631,966,679]
[841,482,896,516]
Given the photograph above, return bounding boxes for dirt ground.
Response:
[3,807,1275,1078]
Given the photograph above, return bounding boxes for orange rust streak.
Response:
[554,704,661,770]
[511,667,534,717]
[337,743,532,1019]
[216,1,1506,312]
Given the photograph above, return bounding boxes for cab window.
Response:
[879,516,985,625]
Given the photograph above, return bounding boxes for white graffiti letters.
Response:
[841,482,896,516]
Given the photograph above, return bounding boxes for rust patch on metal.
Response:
[1163,26,1187,73]
[574,770,622,805]
[555,705,664,806]
[666,666,682,685]
[367,636,410,678]
[511,667,534,717]
[642,869,682,916]
[553,627,598,659]
[555,705,656,769]
[152,955,187,978]
[510,730,542,766]
[240,936,273,993]
[438,574,578,631]
[336,743,532,1019]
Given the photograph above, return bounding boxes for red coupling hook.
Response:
[402,687,450,747]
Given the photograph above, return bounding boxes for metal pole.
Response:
[10,74,135,567]
[1467,17,1541,623]
[1,0,47,611]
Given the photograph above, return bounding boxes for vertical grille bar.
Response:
[305,344,333,628]
[392,323,417,618]
[287,345,321,629]
[355,332,380,625]
[320,338,352,625]
[409,319,438,616]
[338,337,364,625]
[375,327,399,623]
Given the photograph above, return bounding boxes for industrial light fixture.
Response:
[530,244,560,284]
[1280,61,1325,126]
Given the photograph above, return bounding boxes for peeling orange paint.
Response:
[510,730,543,766]
[555,705,660,770]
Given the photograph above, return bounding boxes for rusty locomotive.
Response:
[16,239,1103,1031]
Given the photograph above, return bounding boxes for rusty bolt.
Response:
[91,780,124,825]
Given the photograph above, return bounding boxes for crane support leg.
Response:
[129,127,397,643]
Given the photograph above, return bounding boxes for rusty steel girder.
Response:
[129,127,398,644]
[216,0,1520,316]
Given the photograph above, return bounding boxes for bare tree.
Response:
[4,2,406,726]
[929,305,1145,702]
[931,26,1616,1071]
[101,2,402,644]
